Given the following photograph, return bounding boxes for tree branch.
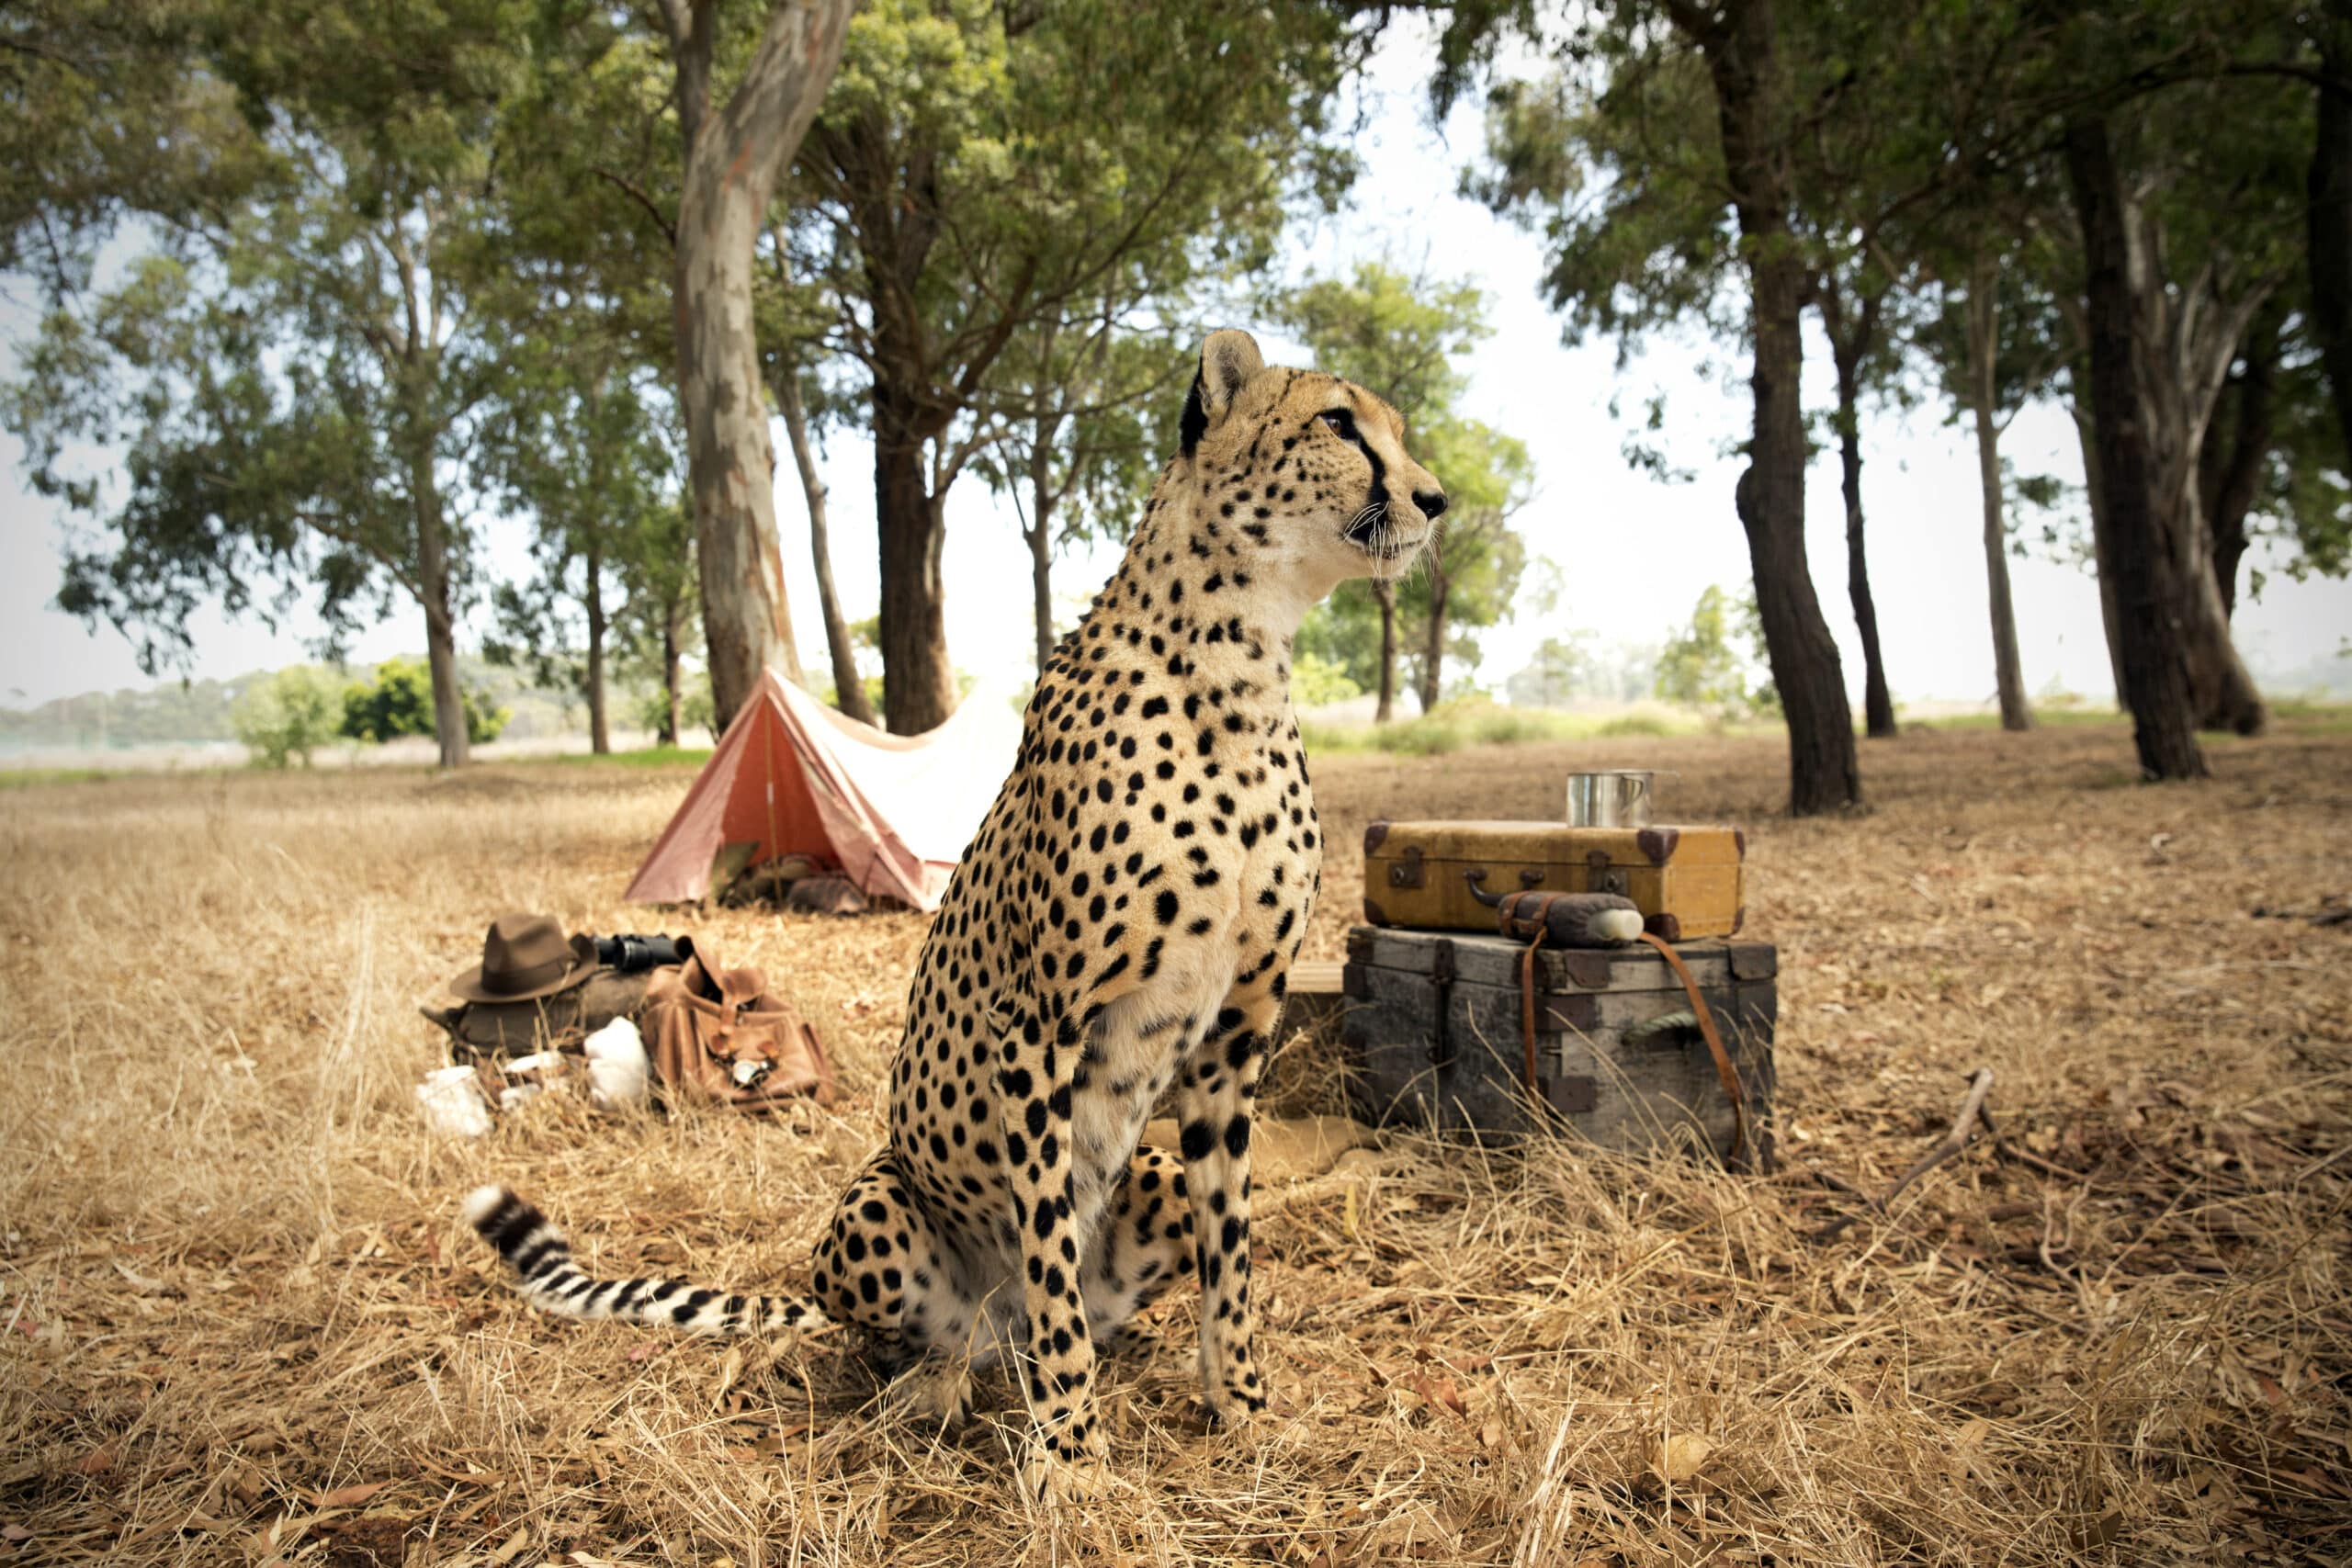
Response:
[593,167,677,248]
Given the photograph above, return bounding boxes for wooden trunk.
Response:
[1340,926,1776,1170]
[1362,820,1746,940]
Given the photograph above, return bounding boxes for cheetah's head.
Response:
[1178,328,1446,592]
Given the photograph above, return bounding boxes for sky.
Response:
[3,19,2346,718]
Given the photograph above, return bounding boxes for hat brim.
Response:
[447,935,598,1004]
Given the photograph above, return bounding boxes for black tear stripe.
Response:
[1179,371,1208,456]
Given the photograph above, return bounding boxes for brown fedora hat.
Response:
[449,912,597,1004]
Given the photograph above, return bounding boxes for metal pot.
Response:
[1565,769,1657,827]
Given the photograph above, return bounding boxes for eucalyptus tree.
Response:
[480,333,682,754]
[650,0,852,727]
[4,0,531,768]
[1449,0,1869,812]
[789,0,1355,732]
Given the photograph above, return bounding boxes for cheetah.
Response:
[465,329,1447,1502]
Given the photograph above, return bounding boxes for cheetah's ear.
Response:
[1179,328,1265,457]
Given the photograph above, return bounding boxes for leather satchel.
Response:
[639,945,835,1112]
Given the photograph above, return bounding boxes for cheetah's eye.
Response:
[1320,409,1359,440]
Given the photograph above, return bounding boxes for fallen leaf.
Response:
[2,1524,31,1543]
[111,1259,167,1293]
[1405,1373,1467,1417]
[1650,1432,1713,1484]
[311,1480,390,1509]
[74,1447,116,1476]
[487,1526,529,1564]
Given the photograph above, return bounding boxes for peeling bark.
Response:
[2064,116,2208,780]
[410,437,469,769]
[2199,307,2280,620]
[666,0,853,730]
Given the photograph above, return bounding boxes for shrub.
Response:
[1596,712,1672,739]
[341,656,509,746]
[1292,650,1363,708]
[233,667,344,769]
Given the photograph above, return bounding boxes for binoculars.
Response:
[594,933,686,974]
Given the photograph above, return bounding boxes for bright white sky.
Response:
[3,20,2346,716]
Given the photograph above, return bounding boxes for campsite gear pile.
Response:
[413,912,834,1137]
[625,670,1020,912]
[1341,773,1776,1170]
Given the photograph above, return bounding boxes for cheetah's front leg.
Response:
[1175,997,1281,1422]
[994,1017,1107,1503]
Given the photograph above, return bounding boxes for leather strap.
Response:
[1636,931,1749,1168]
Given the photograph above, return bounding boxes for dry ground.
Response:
[3,722,2348,1566]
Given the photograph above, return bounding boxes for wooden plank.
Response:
[1282,960,1349,1035]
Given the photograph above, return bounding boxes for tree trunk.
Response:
[2309,0,2352,480]
[2070,391,2131,704]
[2199,307,2279,620]
[1686,0,1860,815]
[1028,510,1057,675]
[874,406,957,733]
[1374,579,1397,724]
[666,0,851,732]
[1964,265,2033,731]
[410,441,469,769]
[661,602,684,746]
[1828,313,1896,739]
[583,539,610,754]
[1419,561,1448,714]
[776,361,876,726]
[2064,116,2208,781]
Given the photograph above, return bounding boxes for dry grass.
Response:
[3,722,2348,1566]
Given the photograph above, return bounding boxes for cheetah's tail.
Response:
[463,1186,827,1337]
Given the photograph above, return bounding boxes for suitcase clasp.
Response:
[1389,844,1425,888]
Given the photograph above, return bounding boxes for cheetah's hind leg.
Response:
[1082,1146,1196,1346]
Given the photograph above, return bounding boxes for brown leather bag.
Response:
[640,946,835,1111]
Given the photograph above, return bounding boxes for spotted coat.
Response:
[467,330,1447,1502]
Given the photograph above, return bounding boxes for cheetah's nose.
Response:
[1414,490,1448,520]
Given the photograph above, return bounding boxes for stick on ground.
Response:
[1811,1068,1996,1244]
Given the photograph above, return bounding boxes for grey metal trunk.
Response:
[1339,926,1776,1170]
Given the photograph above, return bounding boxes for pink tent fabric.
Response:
[624,671,1022,912]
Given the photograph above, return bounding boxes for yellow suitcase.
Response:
[1361,820,1747,941]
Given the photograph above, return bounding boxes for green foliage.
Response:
[629,677,716,746]
[1505,635,1592,708]
[1655,585,1760,716]
[1291,651,1363,708]
[232,667,344,769]
[340,657,508,747]
[779,0,1364,699]
[1275,262,1530,709]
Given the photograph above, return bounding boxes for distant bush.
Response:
[233,667,344,769]
[1292,650,1363,708]
[630,680,716,743]
[1373,718,1464,755]
[341,656,509,746]
[1595,713,1672,738]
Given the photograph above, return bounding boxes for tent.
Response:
[625,670,1023,912]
